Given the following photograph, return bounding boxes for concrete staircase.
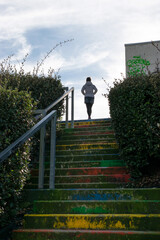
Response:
[13,119,160,240]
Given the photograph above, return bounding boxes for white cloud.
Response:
[63,45,109,70]
[1,0,160,120]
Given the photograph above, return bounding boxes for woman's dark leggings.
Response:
[86,103,93,118]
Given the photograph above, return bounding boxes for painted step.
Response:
[56,153,120,162]
[58,119,112,127]
[25,182,126,189]
[57,138,116,145]
[58,133,115,140]
[68,130,115,136]
[23,189,160,202]
[12,229,160,240]
[55,160,126,168]
[56,148,119,156]
[33,200,160,214]
[56,142,118,151]
[30,167,128,177]
[74,123,112,128]
[55,174,130,183]
[33,158,123,169]
[63,126,114,132]
[55,167,128,176]
[22,213,160,231]
[29,174,130,184]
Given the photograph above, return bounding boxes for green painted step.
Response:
[12,229,160,240]
[55,159,126,168]
[23,213,160,231]
[33,159,123,169]
[23,189,160,202]
[33,200,160,214]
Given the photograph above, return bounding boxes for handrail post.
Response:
[65,87,69,128]
[71,88,74,128]
[38,113,46,189]
[49,113,57,189]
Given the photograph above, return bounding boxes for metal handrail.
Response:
[0,110,57,189]
[0,87,74,189]
[34,87,74,128]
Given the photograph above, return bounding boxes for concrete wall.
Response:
[125,41,160,77]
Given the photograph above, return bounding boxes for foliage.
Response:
[0,41,73,231]
[107,73,160,178]
[0,56,65,118]
[0,87,36,228]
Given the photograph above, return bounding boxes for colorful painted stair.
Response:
[13,118,160,240]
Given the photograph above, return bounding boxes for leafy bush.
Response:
[107,73,160,178]
[0,87,36,228]
[0,64,65,118]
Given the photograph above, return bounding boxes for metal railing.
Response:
[34,87,74,128]
[0,87,74,189]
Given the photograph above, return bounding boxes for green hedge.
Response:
[108,73,160,178]
[0,87,36,228]
[0,72,65,118]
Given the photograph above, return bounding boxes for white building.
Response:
[125,40,160,77]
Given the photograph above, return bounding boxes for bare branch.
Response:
[35,39,74,75]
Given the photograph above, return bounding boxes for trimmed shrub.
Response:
[107,73,160,178]
[0,71,65,118]
[0,87,36,228]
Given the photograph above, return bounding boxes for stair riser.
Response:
[23,189,160,202]
[33,201,160,214]
[33,158,123,169]
[23,214,160,231]
[56,155,120,162]
[63,126,114,132]
[58,119,112,127]
[55,167,128,176]
[58,134,115,140]
[29,174,130,184]
[30,167,128,177]
[25,182,126,189]
[56,143,118,151]
[56,149,119,156]
[55,160,126,168]
[12,230,160,240]
[71,131,115,136]
[57,138,116,145]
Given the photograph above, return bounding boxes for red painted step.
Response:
[55,167,128,176]
[13,229,160,240]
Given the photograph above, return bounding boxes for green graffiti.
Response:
[127,56,150,76]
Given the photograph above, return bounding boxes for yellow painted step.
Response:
[56,143,119,151]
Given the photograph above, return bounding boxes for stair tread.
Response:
[25,213,160,216]
[34,200,160,202]
[14,229,160,233]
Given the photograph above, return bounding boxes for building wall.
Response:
[125,41,160,77]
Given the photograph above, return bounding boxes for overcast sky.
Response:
[0,0,160,120]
